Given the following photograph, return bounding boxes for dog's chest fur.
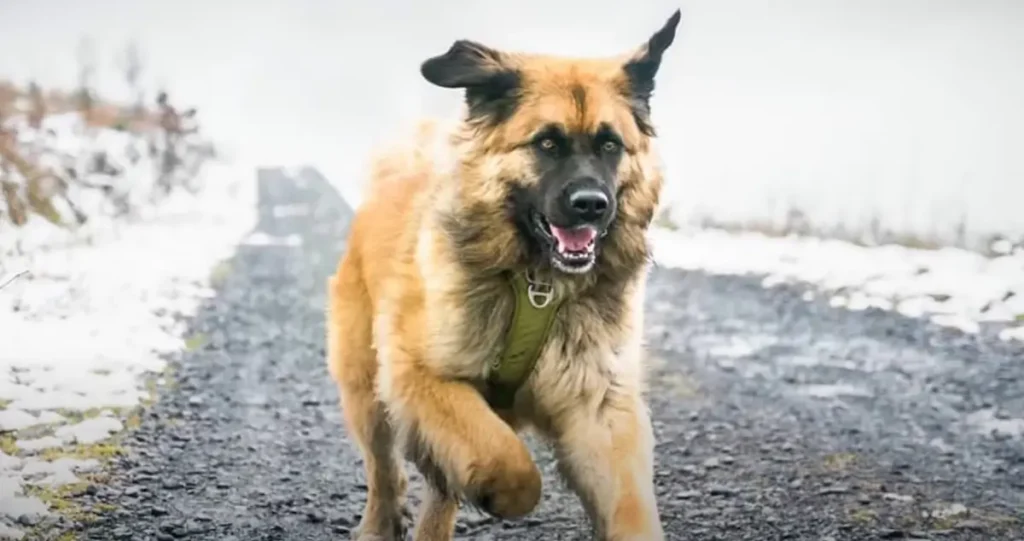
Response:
[420,264,643,416]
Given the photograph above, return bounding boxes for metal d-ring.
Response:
[524,270,554,309]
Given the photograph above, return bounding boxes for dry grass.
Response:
[0,80,159,131]
[0,43,214,235]
[657,202,1022,257]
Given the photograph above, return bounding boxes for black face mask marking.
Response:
[509,123,625,274]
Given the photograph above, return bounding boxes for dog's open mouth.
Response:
[531,212,599,274]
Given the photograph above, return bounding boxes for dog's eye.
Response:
[600,140,620,154]
[538,138,557,153]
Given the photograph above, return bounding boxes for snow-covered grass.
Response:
[650,226,1024,343]
[1,94,209,254]
[0,105,253,536]
[1,167,254,413]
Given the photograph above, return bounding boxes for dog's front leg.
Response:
[410,482,459,541]
[551,389,664,541]
[380,355,542,536]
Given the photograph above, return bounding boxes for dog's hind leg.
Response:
[328,267,407,541]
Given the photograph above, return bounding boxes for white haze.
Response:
[2,0,1022,248]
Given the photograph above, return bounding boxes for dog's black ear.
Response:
[421,40,506,89]
[623,10,681,135]
[421,40,520,124]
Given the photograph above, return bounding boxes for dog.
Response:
[327,10,680,541]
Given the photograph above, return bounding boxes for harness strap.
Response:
[486,271,564,409]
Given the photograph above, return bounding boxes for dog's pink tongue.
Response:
[550,226,597,252]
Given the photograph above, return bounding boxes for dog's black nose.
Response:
[566,187,609,223]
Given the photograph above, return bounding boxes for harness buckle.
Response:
[524,270,554,309]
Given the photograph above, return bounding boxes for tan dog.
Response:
[327,10,680,541]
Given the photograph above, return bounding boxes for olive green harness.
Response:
[485,270,565,409]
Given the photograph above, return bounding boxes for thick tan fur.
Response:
[327,38,669,541]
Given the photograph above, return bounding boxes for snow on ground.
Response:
[0,122,255,536]
[650,227,1024,342]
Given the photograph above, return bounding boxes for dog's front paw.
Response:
[463,439,542,519]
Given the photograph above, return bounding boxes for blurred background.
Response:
[3,0,1022,250]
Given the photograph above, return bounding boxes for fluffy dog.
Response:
[327,10,680,541]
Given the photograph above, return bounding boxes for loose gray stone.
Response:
[707,484,738,497]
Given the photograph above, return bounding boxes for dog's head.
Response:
[423,10,680,279]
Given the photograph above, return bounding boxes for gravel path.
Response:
[72,168,1024,541]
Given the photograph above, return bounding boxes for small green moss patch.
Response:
[0,434,17,455]
[848,508,878,524]
[822,452,857,471]
[209,260,232,287]
[40,442,127,462]
[184,333,208,351]
[25,483,97,523]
